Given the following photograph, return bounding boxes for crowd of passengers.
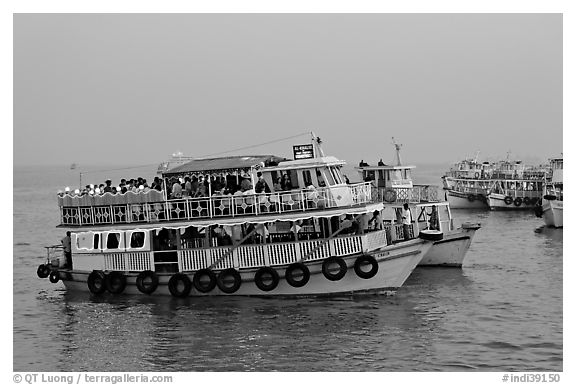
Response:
[58,170,347,200]
[58,177,164,196]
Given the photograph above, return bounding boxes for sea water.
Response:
[13,164,562,371]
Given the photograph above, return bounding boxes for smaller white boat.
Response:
[536,157,563,228]
[356,140,481,267]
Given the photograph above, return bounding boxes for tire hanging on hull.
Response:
[106,271,127,294]
[285,263,310,288]
[136,270,159,295]
[87,270,107,294]
[254,267,280,292]
[354,255,379,279]
[321,257,347,281]
[168,273,192,297]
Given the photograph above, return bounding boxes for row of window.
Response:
[75,231,146,251]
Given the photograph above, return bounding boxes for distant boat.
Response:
[70,163,77,170]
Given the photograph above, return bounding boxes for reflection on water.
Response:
[14,166,562,372]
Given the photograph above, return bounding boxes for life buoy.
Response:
[168,273,192,297]
[514,197,523,207]
[523,196,531,205]
[37,264,50,279]
[354,255,379,279]
[217,268,242,294]
[136,270,159,295]
[504,196,513,205]
[322,257,347,281]
[285,263,310,288]
[105,271,127,294]
[383,188,397,203]
[474,172,480,179]
[254,267,279,292]
[49,270,60,283]
[467,194,476,202]
[87,270,107,294]
[419,229,444,241]
[193,268,217,293]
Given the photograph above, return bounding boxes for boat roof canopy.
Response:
[162,155,287,178]
[267,156,345,172]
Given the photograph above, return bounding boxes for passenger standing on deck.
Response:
[255,172,271,193]
[61,231,72,268]
[368,210,384,230]
[402,203,413,240]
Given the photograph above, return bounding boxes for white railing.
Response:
[103,251,152,272]
[60,183,375,226]
[176,235,371,272]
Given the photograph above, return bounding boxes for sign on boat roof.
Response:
[163,155,287,177]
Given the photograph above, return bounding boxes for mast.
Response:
[311,131,325,157]
[392,137,402,166]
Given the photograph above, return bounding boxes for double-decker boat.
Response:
[356,140,481,267]
[443,154,546,210]
[535,157,563,228]
[37,135,435,297]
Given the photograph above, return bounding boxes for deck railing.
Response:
[375,185,439,204]
[59,183,374,226]
[89,225,418,273]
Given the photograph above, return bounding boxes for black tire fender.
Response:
[136,270,159,295]
[254,267,280,292]
[37,264,50,279]
[354,255,379,279]
[193,268,217,293]
[285,263,310,288]
[321,257,347,281]
[105,271,127,294]
[216,268,242,294]
[49,270,60,284]
[168,273,192,297]
[87,270,107,294]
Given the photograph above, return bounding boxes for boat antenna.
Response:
[311,131,325,157]
[392,137,402,166]
[474,151,480,163]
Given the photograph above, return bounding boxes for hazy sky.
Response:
[13,13,562,167]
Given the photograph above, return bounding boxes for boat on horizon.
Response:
[536,156,563,228]
[442,154,547,210]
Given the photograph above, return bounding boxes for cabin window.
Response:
[289,169,299,189]
[76,232,95,250]
[130,232,145,248]
[106,233,121,249]
[303,170,313,187]
[316,169,326,187]
[329,166,343,184]
[93,233,100,249]
[323,168,335,185]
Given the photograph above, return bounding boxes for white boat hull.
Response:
[55,239,433,297]
[542,199,563,228]
[445,190,487,209]
[418,225,479,267]
[486,193,537,211]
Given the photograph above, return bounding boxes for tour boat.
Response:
[536,157,563,228]
[37,135,435,297]
[356,140,481,267]
[443,155,546,210]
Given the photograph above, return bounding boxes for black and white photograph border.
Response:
[5,0,574,383]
